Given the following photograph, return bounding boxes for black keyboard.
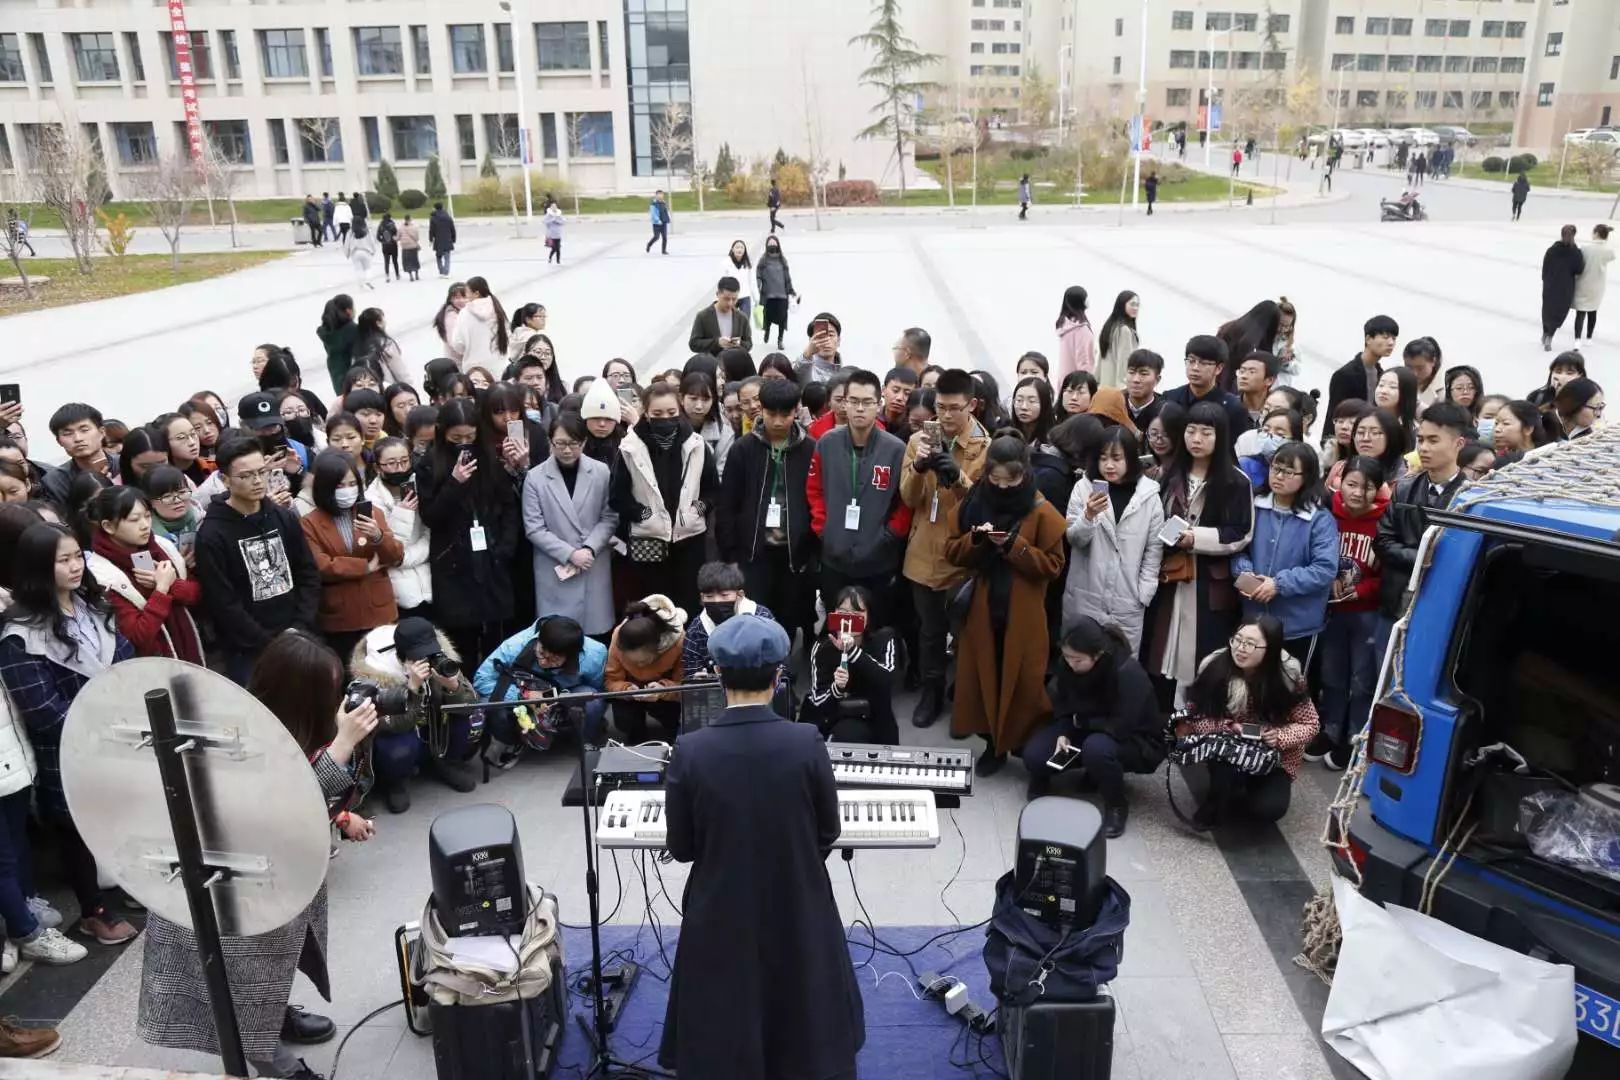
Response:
[825,742,974,798]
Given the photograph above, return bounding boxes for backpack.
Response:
[983,871,1130,1006]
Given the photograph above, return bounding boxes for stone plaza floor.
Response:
[0,180,1614,1078]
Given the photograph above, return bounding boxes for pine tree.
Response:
[849,0,941,198]
[713,142,736,188]
[423,155,448,199]
[375,160,400,199]
[774,146,790,170]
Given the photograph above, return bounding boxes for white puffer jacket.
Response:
[1062,474,1166,651]
[450,296,505,372]
[0,587,36,798]
[367,474,432,609]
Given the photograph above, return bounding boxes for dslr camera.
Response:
[344,678,411,717]
[425,652,460,680]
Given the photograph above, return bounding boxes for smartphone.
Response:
[922,419,943,446]
[353,499,372,519]
[616,387,640,407]
[811,319,831,337]
[1046,746,1081,771]
[269,467,288,493]
[1091,479,1110,496]
[260,435,289,457]
[1235,571,1263,596]
[506,419,526,445]
[827,611,868,638]
[401,475,418,500]
[1158,514,1189,546]
[0,384,19,406]
[1238,723,1265,740]
[129,550,155,572]
[1139,454,1156,470]
[458,447,475,467]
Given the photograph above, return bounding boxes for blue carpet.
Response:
[551,924,1006,1079]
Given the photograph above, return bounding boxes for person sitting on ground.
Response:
[1021,617,1163,838]
[801,586,899,745]
[605,595,688,744]
[474,614,608,767]
[1173,615,1320,829]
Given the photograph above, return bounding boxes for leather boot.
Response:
[910,680,942,728]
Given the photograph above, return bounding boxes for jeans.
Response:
[435,250,452,276]
[646,224,667,253]
[910,581,953,684]
[769,207,784,232]
[611,700,682,743]
[307,222,323,246]
[372,716,477,783]
[1020,726,1146,806]
[1319,609,1380,745]
[0,789,38,939]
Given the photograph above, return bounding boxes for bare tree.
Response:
[649,102,693,190]
[801,57,831,230]
[133,153,201,273]
[486,119,527,237]
[0,171,35,300]
[564,113,585,215]
[923,91,975,209]
[296,117,346,188]
[33,122,107,275]
[199,134,245,249]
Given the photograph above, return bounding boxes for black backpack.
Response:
[983,871,1130,1006]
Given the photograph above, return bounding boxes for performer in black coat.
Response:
[1541,224,1586,349]
[659,614,864,1080]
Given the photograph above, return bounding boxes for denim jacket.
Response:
[1232,495,1340,639]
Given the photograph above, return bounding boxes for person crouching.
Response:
[605,595,687,743]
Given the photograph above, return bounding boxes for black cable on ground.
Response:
[328,998,403,1079]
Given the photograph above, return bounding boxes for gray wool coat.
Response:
[137,750,352,1060]
[522,454,619,636]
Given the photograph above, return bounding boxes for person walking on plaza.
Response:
[343,217,376,292]
[1231,145,1243,177]
[1511,172,1530,222]
[428,202,456,278]
[767,179,785,233]
[1144,171,1158,215]
[1018,174,1032,221]
[1541,224,1586,351]
[301,196,323,248]
[398,215,422,282]
[320,193,336,242]
[376,212,399,282]
[1055,285,1097,379]
[755,237,798,351]
[544,201,565,264]
[646,190,671,254]
[1573,224,1614,341]
[332,193,352,244]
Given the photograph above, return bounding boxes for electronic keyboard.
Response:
[596,788,940,850]
[825,742,974,797]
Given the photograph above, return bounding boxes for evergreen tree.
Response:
[713,142,736,187]
[375,160,400,199]
[423,155,448,199]
[774,146,790,170]
[849,0,941,198]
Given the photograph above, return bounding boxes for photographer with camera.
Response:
[350,617,478,814]
[604,595,687,743]
[474,614,607,769]
[801,586,899,744]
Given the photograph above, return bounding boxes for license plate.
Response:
[1576,983,1620,1049]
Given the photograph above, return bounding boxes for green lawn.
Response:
[0,251,288,315]
[1452,159,1620,194]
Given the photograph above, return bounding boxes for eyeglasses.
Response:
[1229,636,1267,654]
[844,397,879,410]
[155,490,190,503]
[1270,466,1302,479]
[550,439,582,451]
[1461,464,1490,480]
[1185,357,1220,368]
[935,402,970,415]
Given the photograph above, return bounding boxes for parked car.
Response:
[1402,128,1441,147]
[1433,125,1478,145]
[1567,129,1620,152]
[1334,436,1620,1074]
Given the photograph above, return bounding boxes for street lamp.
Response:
[498,0,535,225]
[1131,0,1148,208]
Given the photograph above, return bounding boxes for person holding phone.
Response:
[84,486,204,664]
[802,586,899,744]
[366,437,434,621]
[1021,618,1162,835]
[797,311,843,384]
[300,449,404,662]
[1231,443,1339,665]
[603,596,688,743]
[1062,428,1164,652]
[523,414,618,638]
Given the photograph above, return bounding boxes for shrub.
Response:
[1508,153,1537,174]
[399,189,428,210]
[375,161,400,199]
[1481,156,1506,174]
[822,180,880,207]
[96,209,136,258]
[466,177,505,213]
[775,162,811,205]
[725,171,760,204]
[713,142,736,188]
[423,155,448,199]
[357,191,390,212]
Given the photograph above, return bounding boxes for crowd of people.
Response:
[0,227,1608,1071]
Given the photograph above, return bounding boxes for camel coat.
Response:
[945,494,1068,753]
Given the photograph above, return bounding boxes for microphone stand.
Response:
[442,679,720,1080]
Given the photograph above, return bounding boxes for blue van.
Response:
[1333,434,1620,1075]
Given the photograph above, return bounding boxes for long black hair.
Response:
[959,431,1036,532]
[1186,614,1304,727]
[1056,616,1133,711]
[433,282,468,343]
[1443,365,1484,420]
[319,294,354,338]
[466,276,510,355]
[1056,285,1088,329]
[4,522,114,658]
[969,370,1009,429]
[248,630,344,755]
[1011,376,1055,446]
[1098,290,1139,361]
[1353,406,1407,477]
[1381,365,1420,443]
[1089,426,1143,489]
[1165,400,1241,511]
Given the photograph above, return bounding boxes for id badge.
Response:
[766,501,782,528]
[929,491,939,524]
[844,502,861,530]
[469,524,488,552]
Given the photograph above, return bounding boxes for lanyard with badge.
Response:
[764,445,785,528]
[845,440,864,530]
[469,513,488,553]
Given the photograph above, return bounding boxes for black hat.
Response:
[393,617,440,662]
[806,311,842,337]
[237,391,284,431]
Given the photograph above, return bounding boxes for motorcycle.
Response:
[1380,192,1429,222]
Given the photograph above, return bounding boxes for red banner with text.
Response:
[167,0,203,163]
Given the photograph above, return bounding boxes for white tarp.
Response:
[1322,874,1578,1080]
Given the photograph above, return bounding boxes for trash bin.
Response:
[290,217,308,245]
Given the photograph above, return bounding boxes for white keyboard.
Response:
[596,788,940,850]
[828,760,971,792]
[826,743,974,796]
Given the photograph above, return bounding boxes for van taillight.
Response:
[1345,834,1369,877]
[1369,701,1421,774]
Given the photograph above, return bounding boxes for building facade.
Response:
[1513,0,1620,149]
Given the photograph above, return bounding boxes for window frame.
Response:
[353,26,405,77]
[259,29,308,80]
[449,25,487,74]
[71,32,121,83]
[535,21,591,72]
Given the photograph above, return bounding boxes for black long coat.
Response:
[1542,240,1586,318]
[413,448,521,629]
[659,703,864,1080]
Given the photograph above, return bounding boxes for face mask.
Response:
[649,417,679,439]
[1256,431,1285,457]
[333,488,359,510]
[703,600,736,625]
[525,409,544,424]
[1476,418,1495,445]
[285,418,315,446]
[378,470,409,487]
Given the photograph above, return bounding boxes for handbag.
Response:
[628,536,669,564]
[1163,711,1280,827]
[1160,549,1194,584]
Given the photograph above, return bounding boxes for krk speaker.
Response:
[1015,797,1106,929]
[429,804,528,937]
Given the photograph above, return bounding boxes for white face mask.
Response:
[333,488,359,510]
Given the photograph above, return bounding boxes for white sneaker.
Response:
[2,939,16,974]
[18,928,88,966]
[26,897,62,930]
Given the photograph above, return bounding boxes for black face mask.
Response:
[378,470,410,487]
[284,419,315,447]
[986,484,1026,513]
[649,418,680,440]
[703,600,736,625]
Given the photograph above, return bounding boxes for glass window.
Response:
[1112,55,1121,75]
[1356,90,1378,107]
[1367,18,1389,35]
[1416,55,1442,73]
[112,121,157,165]
[165,31,213,81]
[0,129,11,170]
[1415,90,1436,109]
[1114,18,1123,36]
[1502,57,1525,74]
[1425,19,1447,37]
[450,25,486,73]
[295,118,342,163]
[71,33,120,82]
[1206,12,1231,32]
[1443,90,1463,109]
[1166,87,1190,106]
[1613,56,1620,81]
[483,112,519,156]
[268,119,290,165]
[541,113,557,159]
[598,20,610,69]
[411,25,430,75]
[1172,11,1193,31]
[536,21,591,71]
[354,27,404,76]
[1387,90,1407,110]
[1358,53,1384,72]
[389,115,438,160]
[495,24,513,73]
[203,118,251,163]
[1391,19,1412,36]
[455,115,475,160]
[0,34,22,82]
[1169,50,1195,68]
[1506,22,1526,39]
[1267,14,1289,33]
[625,0,692,177]
[124,32,145,82]
[1388,55,1413,72]
[1472,90,1493,110]
[970,42,983,54]
[1449,21,1469,38]
[362,116,381,162]
[1234,51,1259,70]
[260,30,308,79]
[1233,13,1256,32]
[1445,55,1468,72]
[971,19,986,31]
[220,30,239,78]
[1498,91,1518,108]
[1546,33,1562,57]
[315,28,333,77]
[1335,16,1353,34]
[1537,82,1553,106]
[28,34,51,83]
[1262,51,1285,71]
[1331,53,1353,71]
[1483,21,1503,38]
[1474,56,1499,73]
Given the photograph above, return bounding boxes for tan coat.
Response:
[945,495,1068,752]
[899,422,990,590]
[299,507,404,632]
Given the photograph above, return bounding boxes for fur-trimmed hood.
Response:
[349,623,461,689]
[636,593,689,654]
